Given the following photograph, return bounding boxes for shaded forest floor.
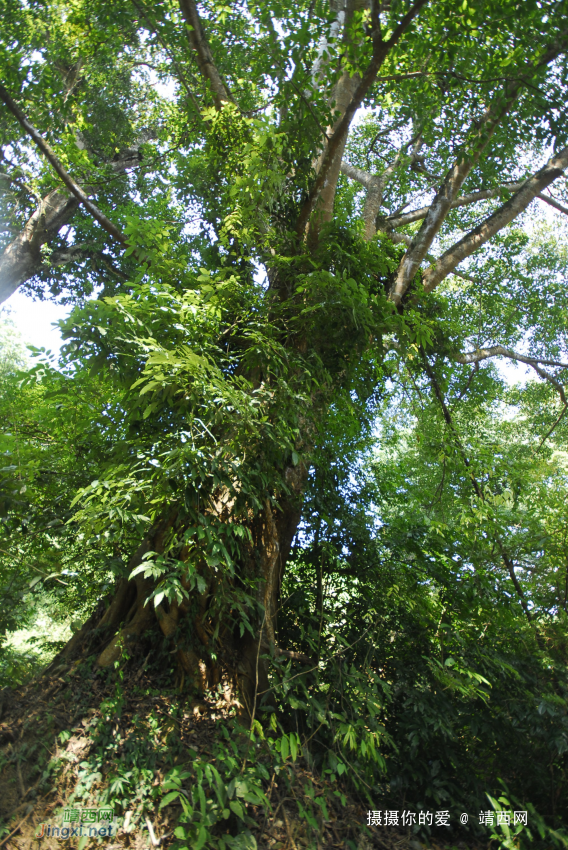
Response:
[0,659,488,850]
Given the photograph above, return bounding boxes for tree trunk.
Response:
[45,470,305,723]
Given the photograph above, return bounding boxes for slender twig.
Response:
[421,351,536,626]
[538,403,568,450]
[282,805,298,850]
[129,0,201,113]
[247,605,267,735]
[257,615,380,696]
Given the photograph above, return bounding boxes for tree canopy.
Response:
[1,0,568,848]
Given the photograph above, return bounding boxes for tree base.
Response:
[0,658,399,850]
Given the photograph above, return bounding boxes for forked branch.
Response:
[384,183,524,229]
[455,346,568,371]
[423,145,568,293]
[455,343,568,407]
[388,37,568,306]
[295,0,429,237]
[341,132,423,240]
[0,113,154,302]
[0,189,79,302]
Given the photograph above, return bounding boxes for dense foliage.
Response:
[2,0,568,847]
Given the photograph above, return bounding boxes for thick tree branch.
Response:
[274,646,315,665]
[47,243,95,267]
[295,0,429,238]
[455,345,568,370]
[0,190,79,303]
[341,158,562,239]
[0,84,128,248]
[178,0,233,108]
[383,185,567,230]
[335,180,480,281]
[388,37,568,306]
[310,3,348,90]
[538,191,568,217]
[307,0,375,233]
[384,183,524,229]
[340,160,376,188]
[46,245,129,281]
[365,139,420,240]
[341,132,422,239]
[422,145,568,293]
[0,129,153,304]
[388,101,519,305]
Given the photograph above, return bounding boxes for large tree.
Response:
[1,0,568,721]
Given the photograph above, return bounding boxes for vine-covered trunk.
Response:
[45,468,305,721]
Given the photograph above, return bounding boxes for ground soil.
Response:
[0,662,488,850]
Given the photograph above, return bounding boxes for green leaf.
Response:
[159,790,180,808]
[290,733,298,762]
[229,800,244,820]
[194,825,208,850]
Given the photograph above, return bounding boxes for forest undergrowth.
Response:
[0,649,488,850]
